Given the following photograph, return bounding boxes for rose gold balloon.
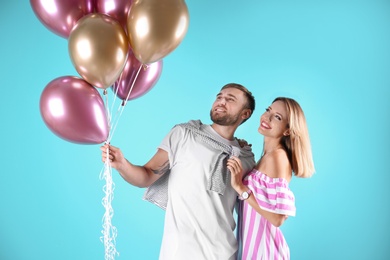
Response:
[112,51,163,101]
[96,0,134,34]
[127,0,189,64]
[30,0,94,38]
[40,76,109,144]
[68,13,129,89]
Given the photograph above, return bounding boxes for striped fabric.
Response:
[238,169,296,260]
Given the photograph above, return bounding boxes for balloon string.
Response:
[105,88,120,144]
[107,104,121,143]
[123,63,144,106]
[104,59,127,143]
[99,63,144,260]
[109,63,144,141]
[110,67,122,120]
[101,90,120,260]
[99,151,119,260]
[107,104,122,143]
[103,90,111,126]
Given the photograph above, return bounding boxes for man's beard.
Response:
[210,110,240,126]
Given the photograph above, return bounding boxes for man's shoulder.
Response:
[168,119,202,136]
[175,119,203,128]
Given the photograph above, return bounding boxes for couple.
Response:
[101,83,315,260]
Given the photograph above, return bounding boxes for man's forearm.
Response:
[117,160,155,188]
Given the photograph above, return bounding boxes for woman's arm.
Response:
[241,194,288,227]
[228,154,290,227]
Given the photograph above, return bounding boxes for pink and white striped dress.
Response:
[237,169,296,260]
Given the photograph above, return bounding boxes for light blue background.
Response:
[1,0,389,259]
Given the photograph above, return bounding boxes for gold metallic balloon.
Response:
[68,13,129,89]
[127,0,189,64]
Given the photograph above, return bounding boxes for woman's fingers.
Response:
[227,159,239,174]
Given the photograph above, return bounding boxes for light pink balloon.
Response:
[112,52,163,101]
[40,76,109,144]
[96,0,133,33]
[30,0,94,38]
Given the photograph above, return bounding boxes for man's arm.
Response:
[101,144,170,188]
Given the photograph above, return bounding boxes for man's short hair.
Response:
[221,83,256,124]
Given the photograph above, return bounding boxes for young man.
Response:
[101,83,256,259]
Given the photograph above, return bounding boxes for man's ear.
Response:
[241,109,251,120]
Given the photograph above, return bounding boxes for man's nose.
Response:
[217,98,226,105]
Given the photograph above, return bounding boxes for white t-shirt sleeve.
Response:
[158,125,185,169]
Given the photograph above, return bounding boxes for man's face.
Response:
[210,87,248,126]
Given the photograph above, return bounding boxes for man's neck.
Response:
[211,124,237,141]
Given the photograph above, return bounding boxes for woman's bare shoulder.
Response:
[263,149,292,180]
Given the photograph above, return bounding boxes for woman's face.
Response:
[258,100,289,138]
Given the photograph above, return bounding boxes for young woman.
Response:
[227,97,315,260]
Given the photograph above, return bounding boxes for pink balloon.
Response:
[40,76,109,144]
[30,0,94,38]
[96,0,133,33]
[112,52,163,101]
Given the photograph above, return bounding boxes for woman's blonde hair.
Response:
[274,97,315,178]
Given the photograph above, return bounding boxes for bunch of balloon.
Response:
[32,0,189,141]
[31,0,189,259]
